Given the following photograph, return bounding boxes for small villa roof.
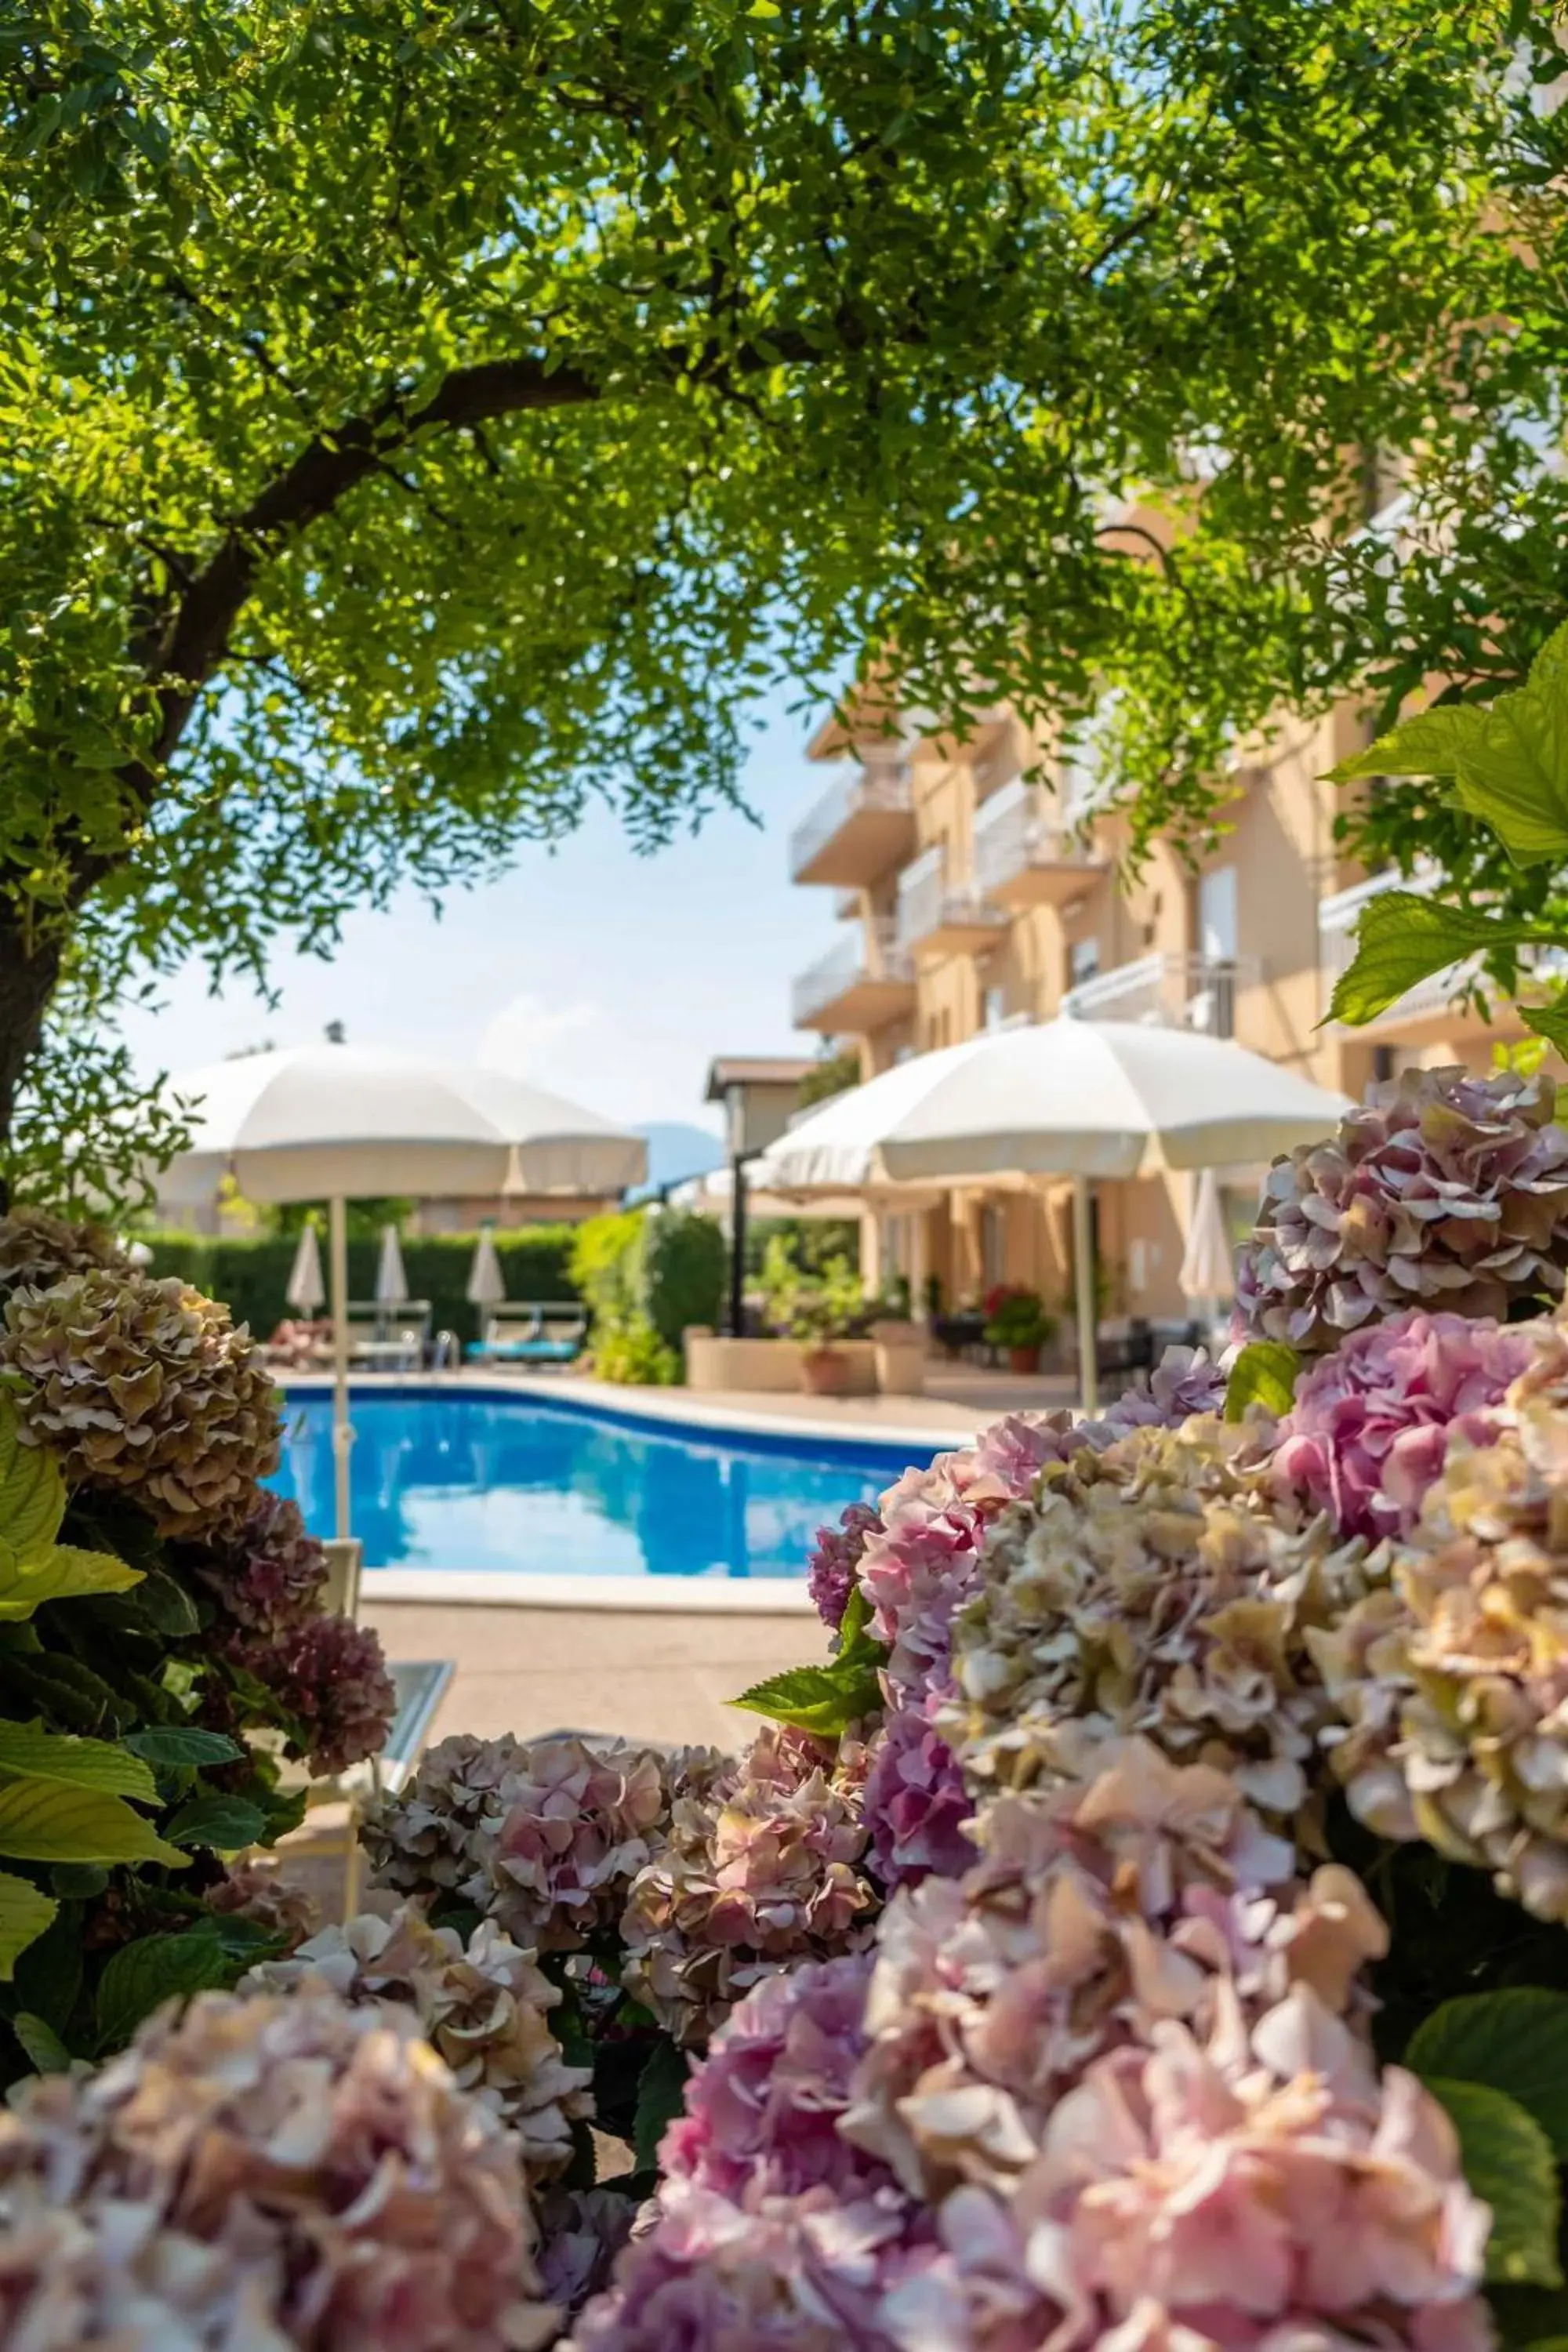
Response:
[704,1056,818,1101]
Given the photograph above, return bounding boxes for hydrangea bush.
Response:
[0,1213,397,2088]
[20,1059,1568,2348]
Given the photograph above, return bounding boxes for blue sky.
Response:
[118,685,839,1138]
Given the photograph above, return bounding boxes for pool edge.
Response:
[363,1566,821,1615]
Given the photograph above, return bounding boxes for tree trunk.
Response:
[0,916,62,1163]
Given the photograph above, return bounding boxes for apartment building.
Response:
[788,700,1536,1323]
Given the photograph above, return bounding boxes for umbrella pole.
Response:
[328,1193,353,1543]
[1073,1176,1099,1414]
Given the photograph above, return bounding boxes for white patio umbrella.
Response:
[1180,1167,1235,1310]
[466,1227,506,1307]
[375,1223,408,1306]
[285,1221,326,1316]
[757,1019,1348,1410]
[157,1047,648,1541]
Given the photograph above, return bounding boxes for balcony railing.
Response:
[789,759,913,884]
[792,921,915,1028]
[1061,952,1259,1036]
[972,775,1105,907]
[895,844,1007,956]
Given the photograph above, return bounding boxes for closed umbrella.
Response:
[375,1223,408,1306]
[1180,1167,1234,1310]
[156,1046,648,1543]
[285,1221,326,1316]
[758,1018,1348,1410]
[466,1227,506,1307]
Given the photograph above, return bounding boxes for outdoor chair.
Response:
[344,1300,433,1370]
[466,1300,588,1366]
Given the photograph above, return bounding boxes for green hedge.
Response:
[139,1227,581,1347]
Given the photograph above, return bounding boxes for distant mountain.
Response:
[634,1121,724,1194]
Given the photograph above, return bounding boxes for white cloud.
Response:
[477,993,607,1085]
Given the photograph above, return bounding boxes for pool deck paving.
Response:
[303,1360,1081,1753]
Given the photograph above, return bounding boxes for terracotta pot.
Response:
[1007,1343,1041,1375]
[800,1345,853,1397]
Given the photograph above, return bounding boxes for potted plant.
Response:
[786,1257,868,1396]
[983,1283,1058,1374]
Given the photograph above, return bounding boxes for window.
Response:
[1069,937,1101,989]
[982,985,1006,1031]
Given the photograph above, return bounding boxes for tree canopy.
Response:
[0,0,1551,1202]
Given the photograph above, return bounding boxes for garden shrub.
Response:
[571,1207,723,1381]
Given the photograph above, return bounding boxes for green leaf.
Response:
[731,1657,885,1737]
[93,1928,232,2051]
[0,1781,188,1868]
[1330,623,1568,868]
[1224,1341,1300,1421]
[49,1863,107,1899]
[11,2010,71,2073]
[1422,2078,1563,2287]
[1406,1990,1568,2159]
[0,1722,157,1804]
[0,1542,143,1621]
[0,1398,64,1563]
[162,1794,267,1853]
[124,1726,245,1770]
[633,2039,690,2172]
[1523,994,1568,1054]
[1324,891,1558,1029]
[0,1870,58,1980]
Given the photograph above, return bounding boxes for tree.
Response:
[0,0,1538,1202]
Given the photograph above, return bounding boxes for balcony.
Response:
[1062,952,1259,1036]
[793,924,916,1033]
[895,845,1008,964]
[973,775,1108,910]
[789,760,916,887]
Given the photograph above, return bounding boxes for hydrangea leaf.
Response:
[0,1541,144,1621]
[93,1927,234,2052]
[0,1396,64,1563]
[0,1871,58,1982]
[11,2011,71,2074]
[1421,2077,1562,2287]
[124,1726,246,1769]
[1325,892,1556,1030]
[633,2040,690,2174]
[0,1722,158,1805]
[731,1660,883,1737]
[1407,1990,1568,2160]
[1224,1341,1300,1422]
[162,1794,268,1853]
[1329,622,1568,867]
[0,1781,189,1869]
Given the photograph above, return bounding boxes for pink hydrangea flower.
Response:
[1274,1306,1536,1539]
[183,1488,329,1635]
[807,1501,883,1631]
[1236,1062,1568,1349]
[239,1610,397,1777]
[863,1692,974,1889]
[661,1954,887,2204]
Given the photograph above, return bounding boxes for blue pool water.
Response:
[271,1388,928,1580]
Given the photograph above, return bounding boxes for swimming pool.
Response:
[271,1388,931,1581]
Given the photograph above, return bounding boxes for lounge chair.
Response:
[345,1300,433,1371]
[467,1300,588,1366]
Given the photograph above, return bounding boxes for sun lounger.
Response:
[466,1301,588,1366]
[345,1300,433,1370]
